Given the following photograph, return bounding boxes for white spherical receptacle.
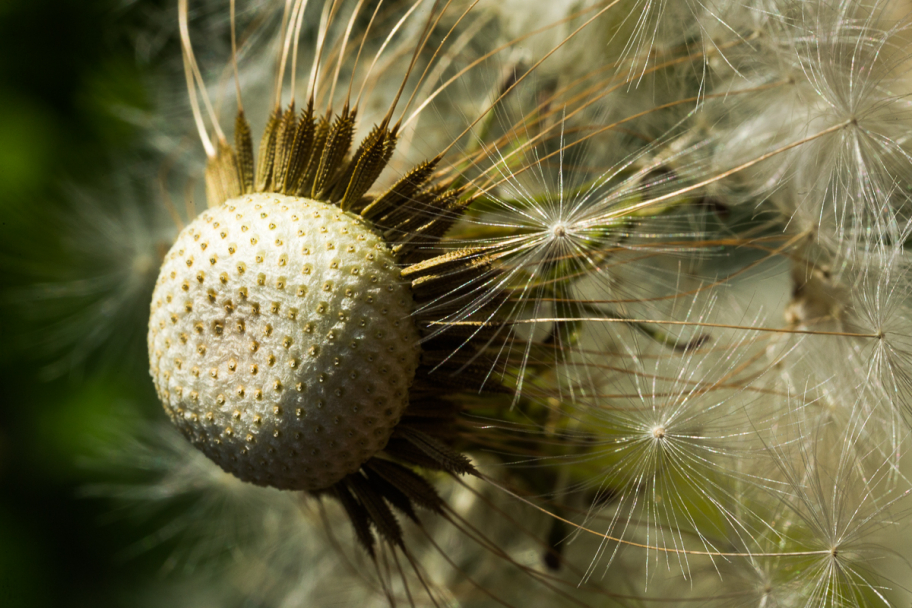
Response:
[148,193,421,490]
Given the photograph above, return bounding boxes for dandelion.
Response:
[10,0,912,606]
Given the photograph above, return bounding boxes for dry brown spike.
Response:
[234,111,255,194]
[393,427,476,476]
[362,465,420,523]
[336,125,395,210]
[348,473,405,547]
[365,458,446,514]
[361,158,439,220]
[312,106,356,197]
[281,100,317,194]
[272,103,299,189]
[254,107,282,192]
[333,481,376,557]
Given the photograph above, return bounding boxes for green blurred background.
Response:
[0,1,180,605]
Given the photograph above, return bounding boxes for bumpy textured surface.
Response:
[148,194,420,490]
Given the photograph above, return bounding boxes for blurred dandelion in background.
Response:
[3,0,912,606]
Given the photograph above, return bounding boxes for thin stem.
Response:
[433,317,883,339]
[230,0,243,111]
[482,475,835,558]
[590,120,854,222]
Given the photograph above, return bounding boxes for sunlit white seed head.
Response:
[550,222,570,239]
[148,193,421,491]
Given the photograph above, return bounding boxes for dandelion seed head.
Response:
[549,221,570,239]
[5,174,174,376]
[31,0,912,604]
